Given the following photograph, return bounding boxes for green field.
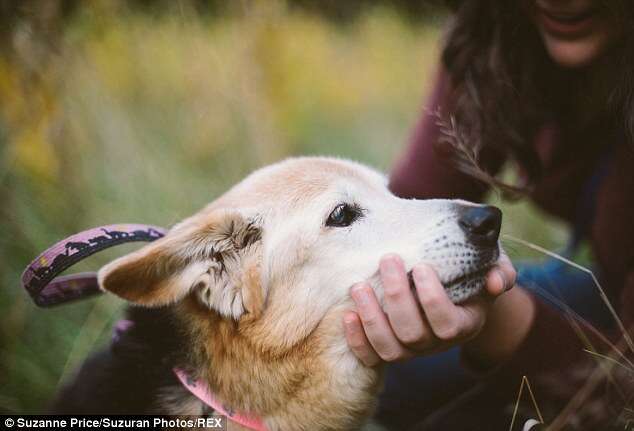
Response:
[0,2,569,413]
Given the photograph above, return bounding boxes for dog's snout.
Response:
[458,205,502,247]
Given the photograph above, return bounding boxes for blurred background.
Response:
[0,0,571,413]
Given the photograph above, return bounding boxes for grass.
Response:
[0,1,569,414]
[503,236,634,430]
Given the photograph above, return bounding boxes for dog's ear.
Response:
[98,210,263,319]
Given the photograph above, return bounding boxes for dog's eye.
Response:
[326,203,362,227]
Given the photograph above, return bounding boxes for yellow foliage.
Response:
[12,119,59,181]
[0,56,60,182]
[2,2,443,197]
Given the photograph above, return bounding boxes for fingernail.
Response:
[496,270,511,292]
[343,312,357,326]
[380,254,401,276]
[412,264,431,283]
[351,284,371,306]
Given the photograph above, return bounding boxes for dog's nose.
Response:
[458,205,502,247]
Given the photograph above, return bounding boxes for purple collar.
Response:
[21,224,166,306]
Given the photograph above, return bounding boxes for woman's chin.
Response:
[541,32,612,68]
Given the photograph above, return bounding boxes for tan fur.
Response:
[173,297,379,431]
[242,259,265,317]
[206,158,369,212]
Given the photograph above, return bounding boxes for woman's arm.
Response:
[462,284,535,368]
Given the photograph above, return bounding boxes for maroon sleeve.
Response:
[420,294,626,429]
[388,67,506,202]
[460,291,626,428]
[472,141,634,425]
[478,293,602,379]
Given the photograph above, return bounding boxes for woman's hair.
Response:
[440,0,634,196]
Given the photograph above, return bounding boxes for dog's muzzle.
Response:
[441,205,502,303]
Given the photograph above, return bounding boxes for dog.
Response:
[51,157,502,430]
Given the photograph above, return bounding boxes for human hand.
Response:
[343,252,516,366]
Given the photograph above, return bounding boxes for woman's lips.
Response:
[535,4,600,39]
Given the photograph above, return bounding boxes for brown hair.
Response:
[440,0,634,195]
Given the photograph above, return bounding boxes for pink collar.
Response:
[173,368,268,431]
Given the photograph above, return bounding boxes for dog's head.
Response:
[98,157,501,351]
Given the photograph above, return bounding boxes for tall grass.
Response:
[503,236,634,430]
[0,1,567,413]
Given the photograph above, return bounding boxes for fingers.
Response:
[412,264,485,342]
[380,255,429,347]
[485,251,517,296]
[346,254,510,364]
[343,311,381,366]
[350,282,412,362]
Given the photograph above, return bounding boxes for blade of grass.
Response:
[530,285,634,369]
[564,313,626,400]
[547,336,633,431]
[582,349,634,374]
[509,376,544,431]
[508,376,526,431]
[503,234,634,355]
